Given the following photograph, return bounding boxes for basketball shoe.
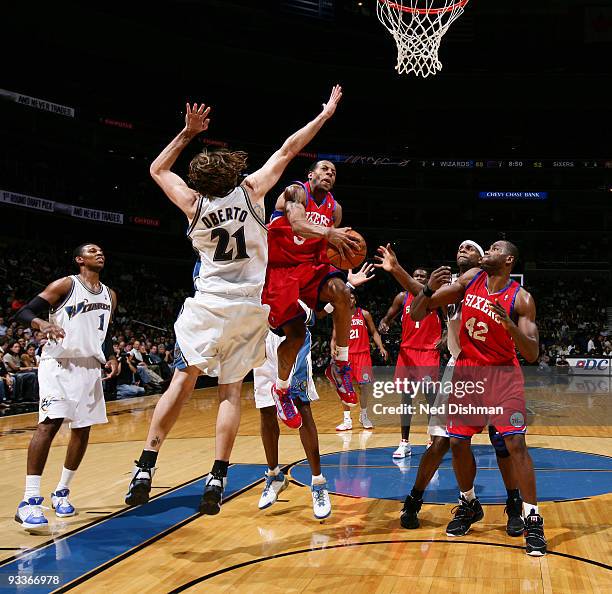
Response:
[325,361,357,406]
[392,439,411,458]
[505,493,525,537]
[312,482,332,519]
[446,496,484,536]
[125,461,156,506]
[400,494,422,529]
[258,471,288,509]
[335,418,352,431]
[200,473,227,515]
[15,497,49,534]
[51,489,76,518]
[359,410,374,429]
[271,384,302,429]
[525,511,547,556]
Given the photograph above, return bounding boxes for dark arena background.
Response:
[1,1,611,592]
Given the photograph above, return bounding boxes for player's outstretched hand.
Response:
[321,84,343,120]
[428,266,452,291]
[374,243,398,272]
[185,103,211,135]
[326,226,360,260]
[103,358,119,380]
[348,262,375,287]
[38,321,66,342]
[489,299,513,330]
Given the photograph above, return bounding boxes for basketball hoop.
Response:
[377,0,469,78]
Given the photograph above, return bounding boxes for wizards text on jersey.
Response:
[65,299,111,320]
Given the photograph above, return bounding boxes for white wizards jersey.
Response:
[41,275,112,364]
[188,185,267,299]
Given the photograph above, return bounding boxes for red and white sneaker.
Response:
[325,361,358,407]
[271,384,302,429]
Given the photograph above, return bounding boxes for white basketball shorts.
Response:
[38,357,108,429]
[254,329,319,408]
[174,292,270,384]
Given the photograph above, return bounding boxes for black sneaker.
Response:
[525,511,547,556]
[400,495,423,529]
[125,461,156,506]
[446,496,484,536]
[505,495,525,537]
[199,474,227,515]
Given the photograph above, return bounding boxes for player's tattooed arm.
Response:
[489,288,539,363]
[150,103,209,220]
[411,266,479,321]
[378,291,405,334]
[374,244,424,296]
[283,185,360,258]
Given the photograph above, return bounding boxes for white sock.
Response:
[360,407,368,415]
[461,487,476,502]
[400,438,409,444]
[343,411,351,421]
[523,502,538,517]
[276,377,290,390]
[311,474,326,486]
[56,467,76,493]
[266,466,280,477]
[24,475,41,501]
[335,346,349,362]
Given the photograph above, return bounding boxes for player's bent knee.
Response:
[430,436,450,455]
[488,426,510,457]
[450,437,470,452]
[503,433,527,454]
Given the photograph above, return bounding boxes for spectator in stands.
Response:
[3,341,23,373]
[587,336,596,354]
[0,358,13,406]
[0,317,7,337]
[2,341,38,402]
[116,351,145,399]
[156,344,173,380]
[20,344,38,370]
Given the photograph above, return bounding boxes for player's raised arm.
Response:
[374,244,424,296]
[489,288,539,363]
[411,266,479,321]
[378,291,405,334]
[243,85,343,202]
[149,103,211,220]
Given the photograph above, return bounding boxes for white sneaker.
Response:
[258,471,288,510]
[336,419,352,431]
[15,497,50,534]
[392,440,412,458]
[312,482,332,519]
[359,411,374,429]
[51,489,76,518]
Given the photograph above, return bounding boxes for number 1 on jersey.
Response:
[98,314,105,331]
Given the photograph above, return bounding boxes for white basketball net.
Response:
[376,0,469,78]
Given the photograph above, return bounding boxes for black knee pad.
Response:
[488,426,510,458]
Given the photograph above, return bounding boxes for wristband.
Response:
[422,284,435,298]
[346,281,355,290]
[324,303,335,314]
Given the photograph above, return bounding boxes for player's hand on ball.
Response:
[428,266,452,291]
[326,227,360,260]
[38,322,65,342]
[374,243,398,272]
[348,262,375,287]
[489,299,513,330]
[104,358,119,380]
[185,103,211,134]
[321,84,343,120]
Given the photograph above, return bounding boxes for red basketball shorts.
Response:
[263,262,345,330]
[349,351,373,384]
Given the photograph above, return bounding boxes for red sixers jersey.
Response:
[401,292,442,351]
[459,270,521,365]
[267,181,336,267]
[349,307,370,354]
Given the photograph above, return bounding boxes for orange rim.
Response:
[379,0,469,15]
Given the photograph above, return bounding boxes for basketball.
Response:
[326,230,367,270]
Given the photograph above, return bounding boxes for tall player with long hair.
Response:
[125,87,346,514]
